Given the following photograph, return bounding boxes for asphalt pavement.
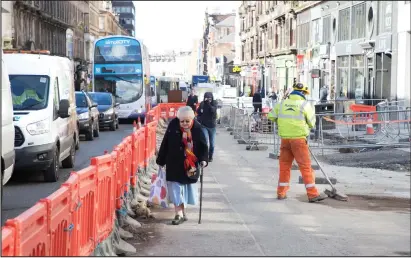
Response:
[1,124,134,225]
[130,129,410,256]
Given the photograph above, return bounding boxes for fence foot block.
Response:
[119,227,134,239]
[292,164,320,170]
[116,237,137,255]
[298,176,337,185]
[269,153,280,159]
[246,145,269,151]
[227,127,233,131]
[234,135,241,139]
[237,139,247,144]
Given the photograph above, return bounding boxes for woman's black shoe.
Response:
[172,215,184,225]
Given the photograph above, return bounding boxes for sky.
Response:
[134,1,241,54]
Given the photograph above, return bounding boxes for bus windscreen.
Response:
[94,38,142,63]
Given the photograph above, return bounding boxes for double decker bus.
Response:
[93,36,150,122]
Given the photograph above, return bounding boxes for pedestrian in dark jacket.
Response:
[253,87,263,113]
[196,92,217,162]
[156,106,209,225]
[186,90,198,112]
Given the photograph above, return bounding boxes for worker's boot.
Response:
[308,193,328,203]
[277,195,287,200]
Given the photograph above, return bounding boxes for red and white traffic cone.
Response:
[366,116,375,135]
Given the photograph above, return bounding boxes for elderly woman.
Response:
[156,106,209,225]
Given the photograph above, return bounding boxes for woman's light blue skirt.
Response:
[167,181,198,207]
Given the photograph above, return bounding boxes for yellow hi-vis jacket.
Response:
[267,93,316,139]
[12,89,42,106]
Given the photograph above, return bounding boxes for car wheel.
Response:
[62,140,76,168]
[86,121,94,141]
[75,129,80,150]
[44,147,59,182]
[93,120,100,137]
[110,119,116,131]
[115,118,119,129]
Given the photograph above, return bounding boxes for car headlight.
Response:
[78,112,89,120]
[104,108,114,115]
[27,118,50,135]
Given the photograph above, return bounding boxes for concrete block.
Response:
[234,135,241,139]
[119,227,133,239]
[227,127,233,131]
[268,152,280,159]
[246,145,269,151]
[237,139,247,144]
[116,238,137,255]
[298,176,337,185]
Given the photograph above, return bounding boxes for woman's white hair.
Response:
[177,106,195,119]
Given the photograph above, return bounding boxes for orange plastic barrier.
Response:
[62,173,79,256]
[76,166,97,256]
[1,226,15,256]
[5,202,49,256]
[91,154,115,243]
[1,103,168,256]
[350,104,378,122]
[39,186,72,256]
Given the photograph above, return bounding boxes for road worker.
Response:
[267,82,327,203]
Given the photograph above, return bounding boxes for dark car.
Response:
[75,91,100,141]
[88,92,119,131]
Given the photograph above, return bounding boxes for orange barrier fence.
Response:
[1,103,174,256]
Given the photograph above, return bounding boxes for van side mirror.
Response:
[58,99,70,118]
[91,103,98,108]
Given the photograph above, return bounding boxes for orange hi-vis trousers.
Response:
[277,138,320,199]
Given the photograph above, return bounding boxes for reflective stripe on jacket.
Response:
[267,92,315,139]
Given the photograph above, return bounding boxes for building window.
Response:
[290,18,295,46]
[337,56,350,98]
[251,40,254,60]
[322,16,331,44]
[298,22,310,48]
[99,16,104,30]
[242,43,245,61]
[350,55,365,99]
[351,3,366,39]
[378,1,392,34]
[275,23,279,49]
[312,18,320,45]
[338,7,350,41]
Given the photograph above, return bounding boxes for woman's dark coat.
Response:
[156,118,209,184]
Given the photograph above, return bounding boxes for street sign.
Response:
[228,65,241,74]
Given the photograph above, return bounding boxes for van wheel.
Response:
[115,119,119,129]
[44,147,60,182]
[62,141,76,168]
[93,121,100,137]
[86,122,94,141]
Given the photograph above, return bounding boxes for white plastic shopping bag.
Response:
[148,167,169,208]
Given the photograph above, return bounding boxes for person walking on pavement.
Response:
[186,89,198,113]
[156,106,209,225]
[252,86,263,113]
[267,82,327,203]
[196,92,217,162]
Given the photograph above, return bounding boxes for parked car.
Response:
[75,91,100,141]
[88,92,119,131]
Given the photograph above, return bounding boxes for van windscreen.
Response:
[9,75,50,111]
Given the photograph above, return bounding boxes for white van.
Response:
[1,52,15,186]
[4,51,79,182]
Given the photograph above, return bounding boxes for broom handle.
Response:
[308,146,336,191]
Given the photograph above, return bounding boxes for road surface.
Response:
[1,124,134,225]
[129,128,411,256]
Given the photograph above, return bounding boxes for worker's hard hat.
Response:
[293,82,310,95]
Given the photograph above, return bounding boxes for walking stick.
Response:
[198,166,204,224]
